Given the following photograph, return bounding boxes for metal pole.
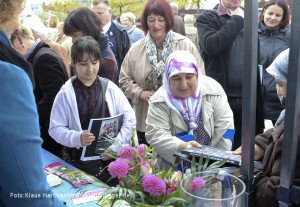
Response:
[241,0,258,207]
[277,0,300,206]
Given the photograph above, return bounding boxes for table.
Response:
[42,149,107,207]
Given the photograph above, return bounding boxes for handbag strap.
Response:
[91,77,109,119]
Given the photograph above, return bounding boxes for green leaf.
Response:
[161,196,187,206]
[197,155,204,172]
[202,156,210,171]
[191,156,196,174]
[136,190,145,203]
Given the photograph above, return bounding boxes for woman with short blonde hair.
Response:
[120,12,145,44]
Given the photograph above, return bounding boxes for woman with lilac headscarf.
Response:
[145,50,234,170]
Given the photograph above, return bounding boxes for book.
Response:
[61,170,92,187]
[44,162,92,187]
[44,162,73,176]
[71,188,106,205]
[80,113,124,161]
[45,171,62,187]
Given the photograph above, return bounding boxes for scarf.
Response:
[275,109,285,128]
[25,39,40,60]
[163,51,202,134]
[145,30,173,77]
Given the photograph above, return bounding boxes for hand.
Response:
[254,144,264,160]
[178,141,202,152]
[139,90,155,102]
[233,145,264,160]
[233,146,242,155]
[80,130,95,146]
[229,7,244,18]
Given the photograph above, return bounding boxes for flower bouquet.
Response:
[98,144,227,207]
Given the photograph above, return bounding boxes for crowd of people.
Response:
[0,0,299,206]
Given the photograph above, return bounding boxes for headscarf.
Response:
[163,50,202,134]
[266,48,289,127]
[266,48,289,84]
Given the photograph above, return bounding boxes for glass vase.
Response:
[179,171,246,207]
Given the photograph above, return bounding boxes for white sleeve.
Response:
[49,91,82,148]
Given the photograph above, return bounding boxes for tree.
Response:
[171,0,208,14]
[109,0,146,17]
[42,0,89,21]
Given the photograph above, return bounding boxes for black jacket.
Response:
[27,41,68,123]
[196,10,244,94]
[111,22,131,69]
[0,40,34,87]
[27,41,68,156]
[258,23,290,120]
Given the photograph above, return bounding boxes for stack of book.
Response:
[45,171,62,187]
[44,162,92,187]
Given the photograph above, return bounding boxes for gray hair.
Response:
[120,12,136,24]
[170,2,179,14]
[184,14,194,24]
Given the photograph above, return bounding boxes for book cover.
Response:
[61,170,92,187]
[80,113,124,161]
[44,162,73,176]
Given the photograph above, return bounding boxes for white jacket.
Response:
[49,77,136,152]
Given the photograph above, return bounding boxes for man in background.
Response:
[196,0,264,150]
[170,2,185,35]
[91,0,131,70]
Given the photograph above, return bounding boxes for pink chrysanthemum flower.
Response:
[136,144,147,158]
[142,174,166,196]
[165,180,177,197]
[118,146,134,159]
[108,158,129,179]
[184,177,206,193]
[165,186,177,197]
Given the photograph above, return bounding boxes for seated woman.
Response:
[49,36,136,182]
[146,50,234,170]
[234,49,300,207]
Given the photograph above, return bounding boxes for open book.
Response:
[80,114,124,161]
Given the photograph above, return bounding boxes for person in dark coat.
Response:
[92,1,131,70]
[196,0,265,150]
[11,25,68,157]
[234,49,300,207]
[258,0,290,124]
